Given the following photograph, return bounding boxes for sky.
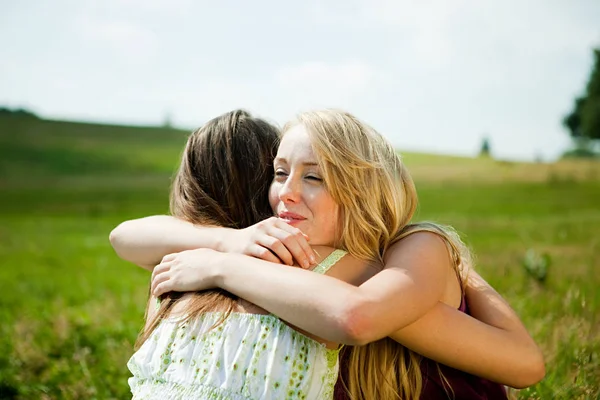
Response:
[1,0,599,161]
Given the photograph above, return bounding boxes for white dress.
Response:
[127,249,347,400]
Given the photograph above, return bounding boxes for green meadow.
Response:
[0,116,598,399]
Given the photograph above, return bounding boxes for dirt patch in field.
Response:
[407,159,600,184]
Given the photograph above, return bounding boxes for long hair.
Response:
[286,110,415,263]
[287,109,472,400]
[344,222,471,400]
[136,109,280,347]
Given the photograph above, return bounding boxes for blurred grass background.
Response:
[0,115,598,399]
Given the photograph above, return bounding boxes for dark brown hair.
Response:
[137,109,280,346]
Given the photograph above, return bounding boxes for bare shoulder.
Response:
[384,231,452,271]
[387,230,450,256]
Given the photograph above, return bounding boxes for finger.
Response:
[250,244,283,264]
[257,234,294,266]
[151,271,171,295]
[151,261,172,283]
[255,217,279,233]
[161,253,177,263]
[271,223,315,268]
[271,231,307,268]
[274,219,315,262]
[153,280,172,297]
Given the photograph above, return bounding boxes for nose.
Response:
[279,174,301,204]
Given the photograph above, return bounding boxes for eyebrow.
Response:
[274,157,319,166]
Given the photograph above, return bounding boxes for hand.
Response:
[151,249,221,296]
[227,217,316,268]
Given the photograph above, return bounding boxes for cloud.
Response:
[307,0,466,67]
[308,0,599,70]
[3,0,599,160]
[274,61,376,107]
[73,14,158,63]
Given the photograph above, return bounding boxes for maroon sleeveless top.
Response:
[333,297,508,400]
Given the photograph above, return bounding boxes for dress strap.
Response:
[312,249,347,275]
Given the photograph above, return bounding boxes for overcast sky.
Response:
[1,0,599,160]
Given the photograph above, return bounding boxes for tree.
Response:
[563,97,585,138]
[163,111,173,128]
[580,49,600,140]
[0,107,38,119]
[479,136,491,157]
[564,49,600,140]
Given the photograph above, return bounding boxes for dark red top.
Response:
[333,297,508,400]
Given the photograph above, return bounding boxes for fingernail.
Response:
[310,255,317,265]
[303,259,310,269]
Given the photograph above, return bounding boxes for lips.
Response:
[278,211,306,224]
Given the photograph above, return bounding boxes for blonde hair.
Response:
[287,109,472,400]
[345,223,471,400]
[286,110,416,262]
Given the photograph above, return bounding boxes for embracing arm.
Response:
[110,216,315,270]
[109,215,229,270]
[389,270,545,387]
[153,232,450,344]
[152,233,544,388]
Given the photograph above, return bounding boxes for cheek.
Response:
[329,205,341,236]
[322,195,339,221]
[314,194,341,237]
[268,182,279,212]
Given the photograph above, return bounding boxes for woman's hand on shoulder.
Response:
[151,248,224,296]
[229,217,316,268]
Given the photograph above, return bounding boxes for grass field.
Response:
[1,115,599,399]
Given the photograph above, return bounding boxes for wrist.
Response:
[211,227,236,253]
[209,251,230,288]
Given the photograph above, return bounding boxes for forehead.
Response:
[276,124,316,161]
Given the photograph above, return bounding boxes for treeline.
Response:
[563,48,600,158]
[0,107,39,119]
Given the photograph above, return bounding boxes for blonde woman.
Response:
[113,110,544,399]
[125,109,374,399]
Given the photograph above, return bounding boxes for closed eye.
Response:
[274,170,288,181]
[305,175,322,182]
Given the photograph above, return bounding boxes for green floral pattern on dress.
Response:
[128,249,347,400]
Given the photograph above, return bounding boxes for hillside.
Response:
[1,115,598,187]
[0,116,188,183]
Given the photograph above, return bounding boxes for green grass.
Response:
[0,115,599,399]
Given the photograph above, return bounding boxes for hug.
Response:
[110,109,545,399]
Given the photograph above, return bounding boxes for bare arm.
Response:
[152,234,544,387]
[109,215,230,270]
[109,216,315,270]
[152,233,450,344]
[389,270,545,387]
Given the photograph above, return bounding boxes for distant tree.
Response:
[163,111,173,128]
[580,49,600,140]
[564,49,600,141]
[0,107,39,118]
[563,97,586,138]
[479,136,491,157]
